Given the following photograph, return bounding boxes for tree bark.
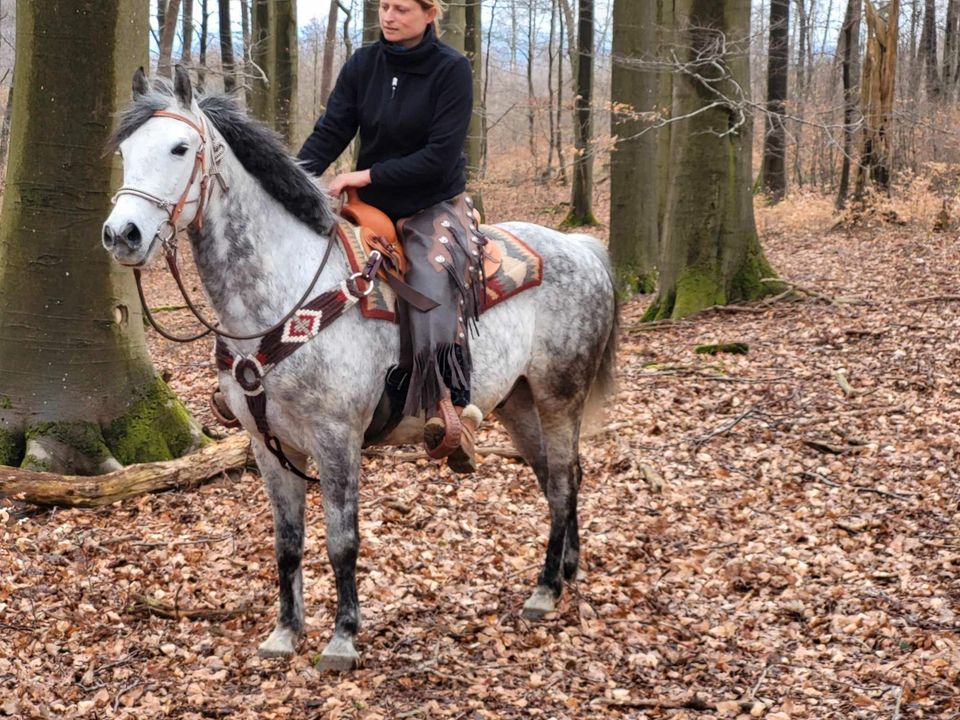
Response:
[363,0,379,46]
[0,435,251,508]
[565,0,598,226]
[219,0,237,92]
[945,0,959,98]
[250,0,269,121]
[836,0,861,209]
[920,0,940,100]
[464,0,485,217]
[644,0,777,321]
[198,0,209,92]
[657,0,674,229]
[610,0,658,296]
[157,0,182,78]
[0,0,205,473]
[856,0,899,198]
[270,0,298,145]
[320,0,339,106]
[181,0,194,65]
[762,0,789,201]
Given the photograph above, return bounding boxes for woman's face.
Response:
[379,0,437,48]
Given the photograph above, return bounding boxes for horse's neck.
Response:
[188,150,345,338]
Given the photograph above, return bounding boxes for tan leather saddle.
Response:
[340,190,502,280]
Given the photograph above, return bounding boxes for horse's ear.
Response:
[132,67,148,98]
[173,64,193,106]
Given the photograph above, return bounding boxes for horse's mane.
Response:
[108,82,338,237]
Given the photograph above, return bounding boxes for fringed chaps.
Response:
[395,194,486,417]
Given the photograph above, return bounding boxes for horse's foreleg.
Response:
[521,409,582,620]
[314,435,363,671]
[253,439,308,658]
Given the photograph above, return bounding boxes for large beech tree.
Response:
[0,0,204,473]
[250,0,298,145]
[644,0,777,321]
[609,0,658,295]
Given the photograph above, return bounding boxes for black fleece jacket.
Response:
[297,25,473,221]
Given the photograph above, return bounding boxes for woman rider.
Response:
[298,0,484,473]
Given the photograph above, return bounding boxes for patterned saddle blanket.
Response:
[336,220,544,322]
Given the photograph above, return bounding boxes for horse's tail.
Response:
[579,238,619,427]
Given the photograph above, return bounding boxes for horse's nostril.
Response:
[120,222,141,247]
[102,225,116,248]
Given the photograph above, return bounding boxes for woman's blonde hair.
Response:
[414,0,446,24]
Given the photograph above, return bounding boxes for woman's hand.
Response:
[328,170,372,197]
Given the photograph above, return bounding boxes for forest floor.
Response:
[3,173,960,719]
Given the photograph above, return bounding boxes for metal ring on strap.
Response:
[233,355,266,396]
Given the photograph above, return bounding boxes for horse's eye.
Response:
[172,143,189,157]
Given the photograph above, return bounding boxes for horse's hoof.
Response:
[257,627,298,658]
[315,635,360,672]
[521,586,557,620]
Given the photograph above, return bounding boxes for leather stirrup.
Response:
[424,397,462,460]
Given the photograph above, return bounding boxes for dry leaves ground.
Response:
[3,176,960,719]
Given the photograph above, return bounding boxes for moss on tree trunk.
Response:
[644,0,778,321]
[0,0,205,475]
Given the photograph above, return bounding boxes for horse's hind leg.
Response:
[510,395,584,620]
[494,378,549,492]
[254,440,308,658]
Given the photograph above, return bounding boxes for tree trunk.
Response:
[836,0,862,209]
[198,0,209,92]
[320,0,338,106]
[241,0,251,107]
[555,0,568,186]
[464,0,485,217]
[0,0,205,473]
[250,0,269,121]
[181,0,194,65]
[525,4,538,172]
[762,0,789,202]
[644,0,777,321]
[270,0,298,145]
[219,0,237,92]
[856,0,900,199]
[944,0,958,99]
[565,0,597,226]
[609,0,658,296]
[920,0,940,100]
[157,0,182,78]
[547,0,558,177]
[363,0,379,45]
[340,1,354,59]
[657,0,674,229]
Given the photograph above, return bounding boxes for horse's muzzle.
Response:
[102,221,142,251]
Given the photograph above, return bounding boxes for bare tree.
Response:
[181,0,194,65]
[219,0,237,92]
[610,0,658,295]
[762,0,790,201]
[836,0,862,209]
[565,0,598,226]
[157,0,182,78]
[320,0,339,105]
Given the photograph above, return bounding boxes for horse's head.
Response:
[102,66,211,267]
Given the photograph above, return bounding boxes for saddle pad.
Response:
[337,221,543,322]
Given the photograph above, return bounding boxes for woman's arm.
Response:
[297,55,361,177]
[368,56,473,187]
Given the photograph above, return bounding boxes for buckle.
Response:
[346,271,375,298]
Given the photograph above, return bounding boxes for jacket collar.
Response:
[379,23,440,74]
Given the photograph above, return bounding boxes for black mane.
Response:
[108,83,337,237]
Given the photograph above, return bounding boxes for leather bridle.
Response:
[112,108,352,344]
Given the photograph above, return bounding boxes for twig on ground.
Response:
[800,470,914,501]
[903,294,960,306]
[126,594,269,621]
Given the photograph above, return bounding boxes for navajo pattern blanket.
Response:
[336,220,544,322]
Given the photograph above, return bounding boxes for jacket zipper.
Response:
[391,76,398,99]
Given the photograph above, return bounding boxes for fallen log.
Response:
[0,434,252,508]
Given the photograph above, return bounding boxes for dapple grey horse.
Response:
[101,67,617,670]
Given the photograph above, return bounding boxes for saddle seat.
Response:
[340,189,502,280]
